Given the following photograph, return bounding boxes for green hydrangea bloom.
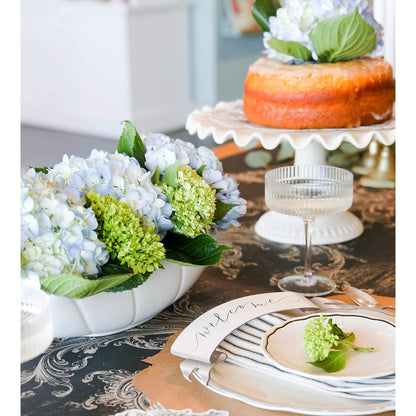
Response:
[303,315,339,361]
[162,166,216,238]
[86,190,165,275]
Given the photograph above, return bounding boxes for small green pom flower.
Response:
[303,315,339,361]
[86,190,165,275]
[161,166,216,238]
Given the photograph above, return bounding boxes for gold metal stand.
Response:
[351,140,381,175]
[359,145,395,189]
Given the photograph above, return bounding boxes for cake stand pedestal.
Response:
[186,100,396,245]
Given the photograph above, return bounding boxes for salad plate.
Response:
[188,308,395,414]
[261,313,395,382]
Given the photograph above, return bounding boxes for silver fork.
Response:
[147,402,176,416]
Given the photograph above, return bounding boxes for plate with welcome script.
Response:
[261,312,395,382]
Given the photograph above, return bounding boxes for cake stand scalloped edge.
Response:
[186,99,396,151]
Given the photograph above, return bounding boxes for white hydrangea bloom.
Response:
[21,169,109,282]
[143,133,190,173]
[142,133,247,231]
[264,0,383,63]
[48,149,173,237]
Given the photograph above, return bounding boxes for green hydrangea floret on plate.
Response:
[303,314,375,373]
[161,165,216,238]
[87,190,165,275]
[303,314,340,361]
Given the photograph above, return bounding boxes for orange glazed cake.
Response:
[243,56,395,130]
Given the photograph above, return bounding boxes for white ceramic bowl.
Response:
[50,260,204,337]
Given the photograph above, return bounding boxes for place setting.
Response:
[168,289,395,415]
[166,158,395,415]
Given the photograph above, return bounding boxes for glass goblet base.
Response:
[278,275,336,297]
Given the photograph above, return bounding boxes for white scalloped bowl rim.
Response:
[50,260,204,337]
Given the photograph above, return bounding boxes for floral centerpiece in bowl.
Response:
[21,121,246,336]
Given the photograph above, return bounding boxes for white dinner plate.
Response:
[261,313,395,382]
[194,361,394,415]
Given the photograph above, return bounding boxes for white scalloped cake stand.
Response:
[186,99,395,245]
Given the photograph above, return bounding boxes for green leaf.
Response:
[213,199,239,222]
[308,351,346,373]
[331,320,354,341]
[152,166,161,185]
[105,274,150,292]
[166,191,174,204]
[309,7,377,63]
[30,166,52,174]
[197,165,206,176]
[251,0,281,32]
[267,37,313,62]
[100,260,134,276]
[40,272,135,299]
[342,333,355,343]
[164,159,182,189]
[99,260,151,292]
[163,232,231,267]
[117,120,146,166]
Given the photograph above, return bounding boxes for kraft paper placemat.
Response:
[133,294,395,416]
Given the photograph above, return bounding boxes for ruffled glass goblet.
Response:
[265,165,353,296]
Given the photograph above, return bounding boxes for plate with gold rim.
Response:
[261,312,395,382]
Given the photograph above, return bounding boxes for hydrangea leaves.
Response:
[163,233,230,267]
[40,271,137,299]
[253,1,378,63]
[117,120,146,166]
[309,8,377,63]
[252,0,282,32]
[267,37,313,62]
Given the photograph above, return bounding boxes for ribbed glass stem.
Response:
[303,216,315,283]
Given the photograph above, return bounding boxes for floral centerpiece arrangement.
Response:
[21,121,246,299]
[252,0,383,63]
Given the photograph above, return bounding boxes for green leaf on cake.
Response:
[163,232,231,267]
[117,120,147,166]
[252,0,281,32]
[309,7,377,63]
[267,37,313,62]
